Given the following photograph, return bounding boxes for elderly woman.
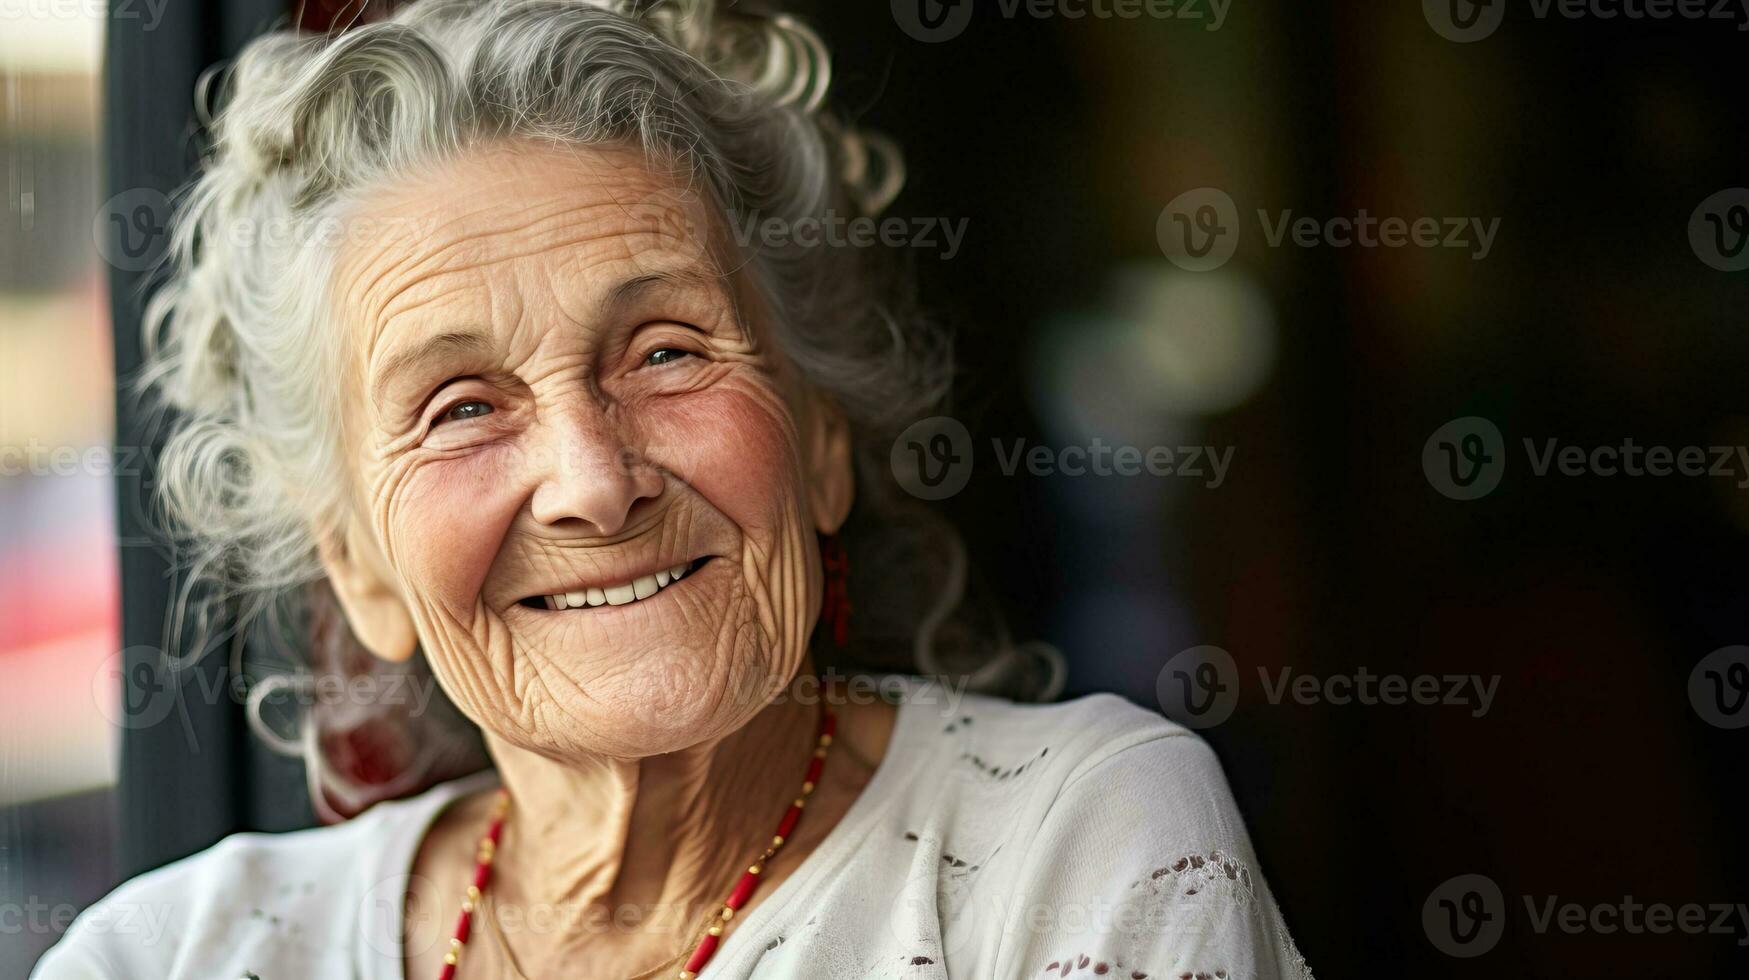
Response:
[37,1,1308,978]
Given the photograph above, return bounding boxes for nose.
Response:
[527,401,663,535]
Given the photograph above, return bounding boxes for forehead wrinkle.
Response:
[366,259,497,358]
[358,203,712,362]
[362,205,624,327]
[337,139,676,310]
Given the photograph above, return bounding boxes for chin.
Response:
[482,619,798,762]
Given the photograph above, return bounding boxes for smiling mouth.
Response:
[517,557,714,611]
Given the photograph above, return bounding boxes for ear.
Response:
[315,513,418,663]
[804,389,855,535]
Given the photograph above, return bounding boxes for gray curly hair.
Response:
[140,0,1061,815]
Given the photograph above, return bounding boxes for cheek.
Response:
[650,383,805,530]
[374,445,524,615]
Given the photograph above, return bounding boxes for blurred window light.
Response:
[0,0,107,74]
[2,0,117,806]
[1030,262,1278,446]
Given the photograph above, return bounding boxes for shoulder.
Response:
[913,685,1221,801]
[31,773,490,980]
[1016,691,1243,838]
[887,684,1241,855]
[881,687,1311,978]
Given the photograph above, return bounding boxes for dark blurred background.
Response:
[4,0,1748,976]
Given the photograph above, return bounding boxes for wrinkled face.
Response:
[325,142,847,760]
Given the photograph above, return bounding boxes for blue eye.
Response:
[646,348,693,367]
[439,400,493,424]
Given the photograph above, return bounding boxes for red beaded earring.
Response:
[820,534,851,646]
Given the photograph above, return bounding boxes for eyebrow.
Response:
[602,268,722,318]
[369,330,496,404]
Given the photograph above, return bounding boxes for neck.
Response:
[482,681,822,941]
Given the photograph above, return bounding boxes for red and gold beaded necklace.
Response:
[436,705,838,980]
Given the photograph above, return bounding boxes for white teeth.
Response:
[541,561,699,610]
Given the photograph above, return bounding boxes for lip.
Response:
[514,555,716,610]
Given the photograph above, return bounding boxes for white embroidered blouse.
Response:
[35,684,1312,980]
